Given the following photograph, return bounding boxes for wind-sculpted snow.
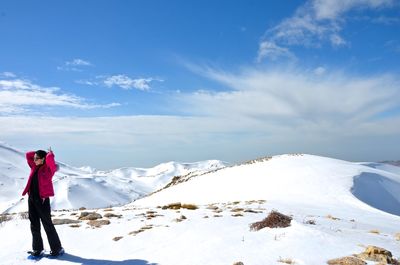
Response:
[352,172,400,216]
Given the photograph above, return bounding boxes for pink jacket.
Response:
[22,151,58,199]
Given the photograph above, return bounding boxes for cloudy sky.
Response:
[1,0,399,169]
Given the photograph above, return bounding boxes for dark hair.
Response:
[35,150,48,159]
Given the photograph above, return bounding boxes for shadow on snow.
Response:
[57,253,158,265]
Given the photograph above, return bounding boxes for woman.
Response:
[22,148,64,257]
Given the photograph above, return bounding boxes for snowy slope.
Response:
[0,153,399,265]
[134,154,400,217]
[0,143,227,213]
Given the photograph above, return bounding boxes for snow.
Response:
[0,143,227,213]
[1,145,399,265]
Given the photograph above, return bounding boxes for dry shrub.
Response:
[181,204,198,210]
[327,256,366,265]
[369,229,380,234]
[113,236,123,241]
[326,214,340,220]
[19,212,29,220]
[250,210,292,231]
[162,202,182,210]
[0,214,12,224]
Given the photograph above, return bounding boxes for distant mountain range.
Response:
[0,142,228,213]
[381,160,400,167]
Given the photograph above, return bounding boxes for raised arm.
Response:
[26,151,36,169]
[46,151,58,175]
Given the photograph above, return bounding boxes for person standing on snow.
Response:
[22,147,64,257]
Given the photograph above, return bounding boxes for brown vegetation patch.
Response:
[326,214,340,221]
[327,256,366,265]
[0,214,12,224]
[181,204,198,210]
[69,224,81,228]
[250,210,292,231]
[113,236,123,241]
[162,202,182,210]
[395,232,400,241]
[369,229,380,234]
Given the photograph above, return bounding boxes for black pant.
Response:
[28,197,62,252]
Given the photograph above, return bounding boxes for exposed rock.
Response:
[104,213,122,218]
[52,219,81,225]
[113,236,123,241]
[87,219,110,227]
[233,262,244,265]
[173,215,187,222]
[327,256,366,265]
[356,246,399,264]
[79,212,102,220]
[232,213,244,217]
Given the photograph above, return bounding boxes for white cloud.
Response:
[103,75,162,90]
[257,41,296,62]
[259,0,394,60]
[180,66,400,127]
[58,58,93,71]
[0,72,16,78]
[371,15,400,25]
[66,58,92,66]
[0,78,120,114]
[313,66,326,75]
[312,0,394,20]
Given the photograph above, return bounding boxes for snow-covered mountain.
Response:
[0,143,227,213]
[0,152,400,265]
[1,153,399,264]
[134,154,400,217]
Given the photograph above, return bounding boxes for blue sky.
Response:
[1,0,400,169]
